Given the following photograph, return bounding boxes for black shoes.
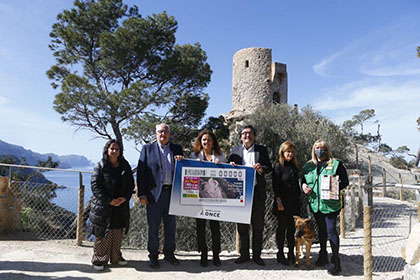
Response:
[252,256,266,266]
[213,254,221,267]
[149,255,160,269]
[315,251,329,267]
[164,254,180,266]
[234,255,250,264]
[328,256,342,275]
[149,254,179,268]
[276,252,289,265]
[287,251,295,264]
[235,255,264,266]
[200,251,208,267]
[200,251,221,267]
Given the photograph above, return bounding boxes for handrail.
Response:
[0,162,93,173]
[394,183,420,190]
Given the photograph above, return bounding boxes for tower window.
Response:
[245,60,249,68]
[273,92,280,104]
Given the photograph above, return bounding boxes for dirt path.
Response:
[0,226,404,280]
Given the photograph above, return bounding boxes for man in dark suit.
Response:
[228,125,272,266]
[137,123,184,269]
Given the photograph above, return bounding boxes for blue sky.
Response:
[1,0,419,165]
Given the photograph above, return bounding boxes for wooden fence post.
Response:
[236,225,240,254]
[399,174,403,201]
[340,188,346,238]
[362,184,372,280]
[351,185,356,230]
[355,144,359,169]
[416,190,420,223]
[76,172,85,246]
[382,169,386,197]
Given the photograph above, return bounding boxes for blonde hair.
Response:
[278,140,297,167]
[311,139,333,164]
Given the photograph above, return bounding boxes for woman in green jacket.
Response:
[302,140,348,276]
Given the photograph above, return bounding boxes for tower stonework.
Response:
[224,47,288,141]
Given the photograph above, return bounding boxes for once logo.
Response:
[200,209,221,218]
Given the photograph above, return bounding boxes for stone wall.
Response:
[0,176,21,233]
[225,47,288,143]
[232,47,272,113]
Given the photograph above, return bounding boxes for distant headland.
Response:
[0,139,93,168]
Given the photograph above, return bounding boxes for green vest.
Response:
[303,159,341,214]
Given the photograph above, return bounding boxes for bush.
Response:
[389,156,412,170]
[249,104,350,170]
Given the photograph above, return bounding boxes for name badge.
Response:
[326,163,333,170]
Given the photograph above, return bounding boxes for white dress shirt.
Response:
[242,145,255,167]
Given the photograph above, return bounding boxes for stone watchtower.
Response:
[224,47,288,140]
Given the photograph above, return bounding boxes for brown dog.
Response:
[293,216,315,268]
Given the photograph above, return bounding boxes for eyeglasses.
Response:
[157,130,169,134]
[241,131,253,136]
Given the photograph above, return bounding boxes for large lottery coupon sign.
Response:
[169,159,256,224]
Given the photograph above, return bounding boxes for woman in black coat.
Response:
[89,139,134,271]
[272,140,301,265]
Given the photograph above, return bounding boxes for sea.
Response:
[44,166,94,213]
[44,165,136,213]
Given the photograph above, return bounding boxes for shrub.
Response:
[249,104,350,170]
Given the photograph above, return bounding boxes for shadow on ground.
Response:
[0,272,91,280]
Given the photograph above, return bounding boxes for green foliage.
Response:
[37,156,59,168]
[389,156,412,170]
[12,181,77,238]
[378,143,393,155]
[385,188,416,202]
[249,104,350,169]
[342,109,375,137]
[0,156,50,183]
[417,116,420,131]
[123,92,209,151]
[351,109,375,135]
[202,116,229,139]
[341,108,382,151]
[342,119,357,137]
[0,155,18,176]
[395,145,410,154]
[353,133,378,146]
[48,0,212,149]
[201,115,230,155]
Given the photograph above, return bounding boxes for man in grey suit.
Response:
[228,125,272,266]
[137,123,184,269]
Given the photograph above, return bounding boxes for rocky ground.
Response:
[348,144,420,185]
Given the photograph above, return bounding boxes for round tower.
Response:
[232,47,273,114]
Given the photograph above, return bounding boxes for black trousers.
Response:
[237,197,265,258]
[314,211,340,258]
[275,211,295,254]
[196,218,221,254]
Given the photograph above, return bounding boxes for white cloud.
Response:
[312,52,342,77]
[359,42,420,77]
[314,80,420,111]
[312,15,420,78]
[313,79,420,154]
